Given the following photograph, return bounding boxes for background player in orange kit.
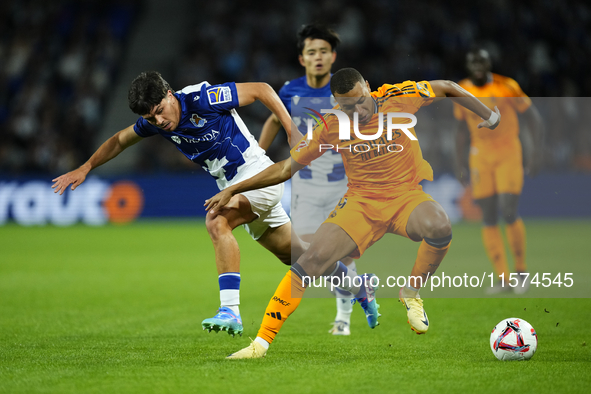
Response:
[205,68,502,359]
[454,49,544,294]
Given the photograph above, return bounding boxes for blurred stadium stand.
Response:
[1,0,590,224]
[1,0,591,176]
[0,0,143,176]
[98,0,194,175]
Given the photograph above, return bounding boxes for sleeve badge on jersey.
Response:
[417,82,431,97]
[207,86,232,105]
[190,114,207,127]
[295,139,309,152]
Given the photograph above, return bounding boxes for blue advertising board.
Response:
[0,173,589,226]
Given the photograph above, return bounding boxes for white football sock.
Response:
[335,297,353,324]
[220,289,240,315]
[254,336,270,349]
[401,285,419,299]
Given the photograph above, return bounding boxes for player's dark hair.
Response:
[128,71,174,115]
[296,23,340,54]
[330,68,365,95]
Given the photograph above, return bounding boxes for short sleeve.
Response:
[204,82,240,113]
[504,78,532,113]
[378,81,435,109]
[133,117,158,137]
[278,82,291,112]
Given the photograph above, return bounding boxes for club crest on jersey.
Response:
[171,136,181,144]
[207,86,232,105]
[190,114,207,127]
[295,139,309,152]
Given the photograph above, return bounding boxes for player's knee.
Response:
[501,204,517,224]
[481,210,498,226]
[205,215,231,240]
[423,215,452,240]
[501,207,518,224]
[497,193,519,224]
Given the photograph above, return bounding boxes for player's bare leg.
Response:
[296,223,357,277]
[476,195,511,294]
[294,223,380,328]
[228,223,379,359]
[202,194,258,336]
[401,201,452,334]
[406,200,452,241]
[499,193,529,293]
[257,221,307,265]
[206,194,258,273]
[299,233,356,335]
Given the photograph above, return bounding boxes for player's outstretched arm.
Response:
[235,83,303,148]
[51,125,142,195]
[429,80,501,129]
[522,104,544,177]
[205,158,304,212]
[259,113,282,151]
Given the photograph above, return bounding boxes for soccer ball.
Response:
[490,318,538,361]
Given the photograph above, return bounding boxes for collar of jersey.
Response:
[175,92,190,130]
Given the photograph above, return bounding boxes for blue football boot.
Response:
[352,273,380,329]
[202,307,243,337]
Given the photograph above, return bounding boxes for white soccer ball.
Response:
[490,318,538,361]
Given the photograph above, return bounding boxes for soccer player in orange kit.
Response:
[205,68,501,358]
[454,49,543,294]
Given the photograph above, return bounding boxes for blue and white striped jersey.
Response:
[279,76,346,185]
[134,82,271,190]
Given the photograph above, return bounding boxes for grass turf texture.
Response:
[1,220,590,393]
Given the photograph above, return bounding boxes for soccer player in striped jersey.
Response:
[205,68,501,358]
[454,49,543,294]
[52,71,306,337]
[259,24,356,336]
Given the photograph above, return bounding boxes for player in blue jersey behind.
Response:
[52,71,306,337]
[258,24,357,336]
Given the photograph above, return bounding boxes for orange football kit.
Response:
[291,80,437,258]
[453,73,530,277]
[248,81,452,346]
[453,73,531,199]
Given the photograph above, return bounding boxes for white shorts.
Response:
[241,182,290,240]
[290,180,348,235]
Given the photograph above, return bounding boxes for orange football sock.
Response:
[482,225,510,279]
[409,238,451,289]
[257,270,306,344]
[506,218,527,272]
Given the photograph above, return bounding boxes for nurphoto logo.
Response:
[305,109,418,153]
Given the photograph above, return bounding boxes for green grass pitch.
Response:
[1,220,590,393]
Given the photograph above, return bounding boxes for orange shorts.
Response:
[469,145,523,200]
[324,186,435,258]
